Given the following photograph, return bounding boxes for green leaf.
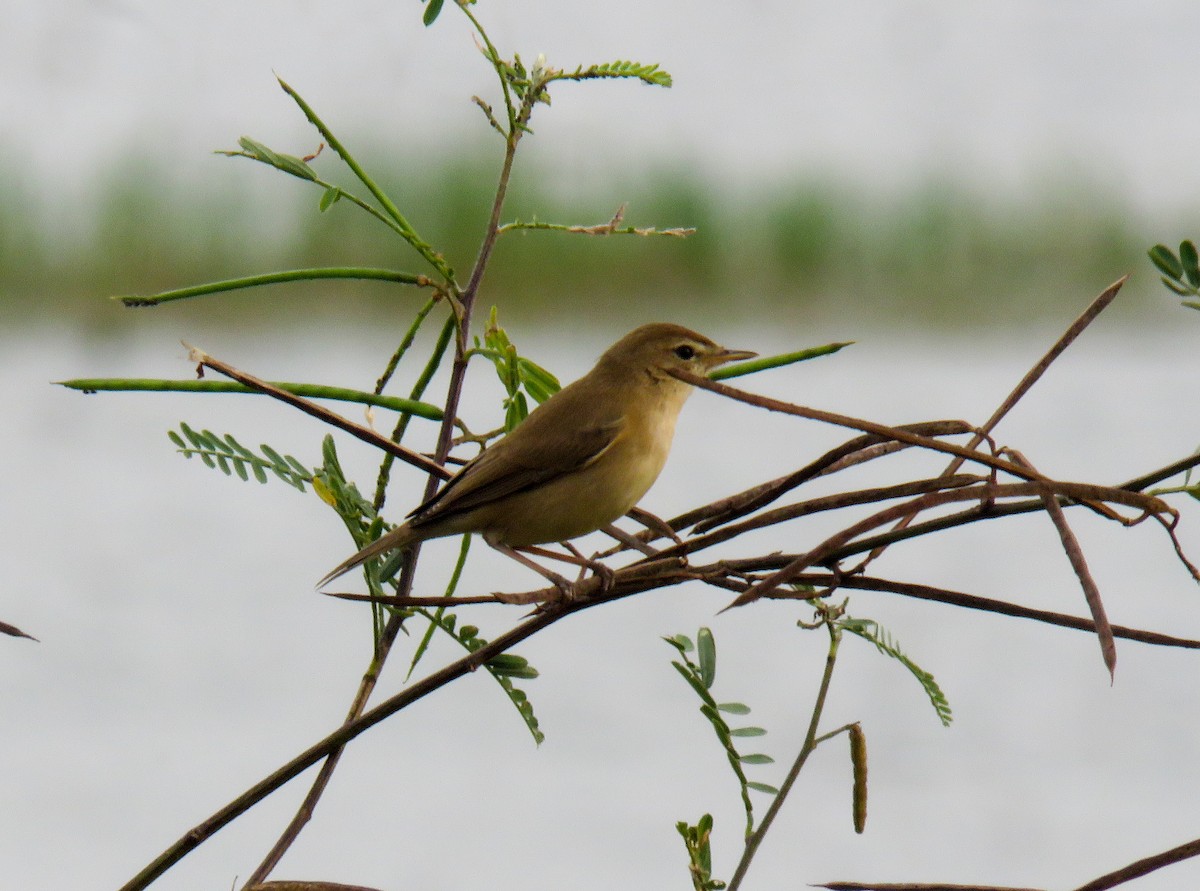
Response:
[697,626,717,689]
[169,424,311,492]
[739,753,775,765]
[505,392,529,430]
[488,663,540,679]
[729,726,767,737]
[709,342,852,381]
[1149,243,1184,279]
[319,186,342,212]
[238,136,280,165]
[1161,277,1193,296]
[422,0,445,26]
[663,634,694,653]
[562,59,674,88]
[746,781,779,795]
[717,702,751,715]
[486,653,529,670]
[517,358,561,403]
[1180,240,1200,288]
[841,616,953,727]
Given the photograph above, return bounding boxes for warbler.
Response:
[319,322,755,592]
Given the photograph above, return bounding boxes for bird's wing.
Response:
[409,412,626,529]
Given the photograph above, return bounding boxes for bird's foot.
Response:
[576,558,615,594]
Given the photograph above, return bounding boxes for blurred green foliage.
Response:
[0,150,1159,331]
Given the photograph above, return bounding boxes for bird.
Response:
[318,322,756,595]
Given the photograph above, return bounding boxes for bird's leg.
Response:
[560,542,616,593]
[627,507,684,546]
[600,523,661,558]
[488,543,579,601]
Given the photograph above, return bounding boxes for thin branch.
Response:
[669,370,1051,487]
[1007,449,1117,679]
[727,617,842,890]
[721,480,1169,610]
[690,421,976,535]
[115,267,441,307]
[974,277,1126,451]
[1072,834,1200,891]
[816,883,1044,891]
[1122,450,1200,492]
[859,277,1125,567]
[58,377,443,419]
[184,344,450,481]
[815,831,1200,891]
[774,573,1200,651]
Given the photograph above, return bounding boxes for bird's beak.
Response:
[713,346,757,366]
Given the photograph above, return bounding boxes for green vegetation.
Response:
[1,148,1164,332]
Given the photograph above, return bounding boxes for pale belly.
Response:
[476,419,674,547]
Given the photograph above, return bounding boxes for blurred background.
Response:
[5,2,1200,890]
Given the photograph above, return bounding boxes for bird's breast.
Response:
[483,381,690,547]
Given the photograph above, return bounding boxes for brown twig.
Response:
[1006,448,1117,679]
[720,480,1170,610]
[816,883,1044,891]
[770,573,1200,651]
[815,831,1200,891]
[858,277,1126,567]
[184,344,450,481]
[1072,834,1200,891]
[692,421,975,535]
[652,474,985,561]
[670,370,1056,487]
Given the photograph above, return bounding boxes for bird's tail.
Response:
[317,524,416,589]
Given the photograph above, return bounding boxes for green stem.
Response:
[276,77,454,282]
[115,267,440,306]
[458,2,516,129]
[727,623,842,891]
[56,379,443,420]
[373,313,458,510]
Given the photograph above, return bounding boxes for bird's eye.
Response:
[673,344,696,360]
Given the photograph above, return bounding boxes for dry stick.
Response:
[594,422,975,561]
[324,561,1200,654]
[1072,834,1200,891]
[774,573,1200,650]
[721,480,1167,611]
[814,833,1200,891]
[669,370,1053,487]
[1007,448,1117,679]
[1121,450,1200,492]
[650,474,985,561]
[859,276,1127,565]
[184,345,451,481]
[817,882,1044,891]
[692,420,976,535]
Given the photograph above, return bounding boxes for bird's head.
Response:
[598,323,756,384]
